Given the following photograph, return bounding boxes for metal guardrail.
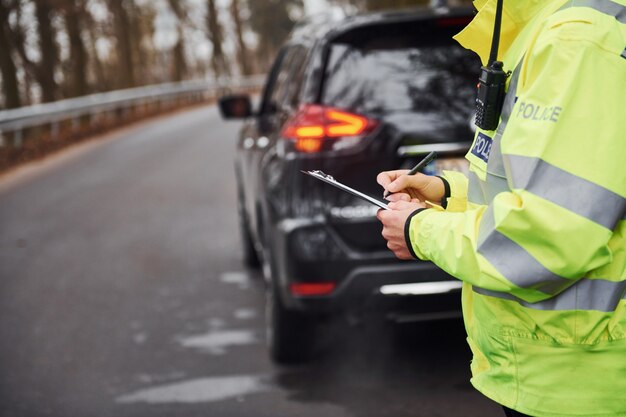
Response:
[0,74,266,146]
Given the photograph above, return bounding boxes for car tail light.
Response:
[281,104,378,153]
[290,282,336,296]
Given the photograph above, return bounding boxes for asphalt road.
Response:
[0,105,501,417]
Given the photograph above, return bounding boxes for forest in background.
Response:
[0,0,470,110]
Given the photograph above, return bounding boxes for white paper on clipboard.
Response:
[301,170,389,210]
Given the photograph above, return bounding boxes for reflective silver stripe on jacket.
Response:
[559,0,626,23]
[506,155,626,230]
[473,278,626,312]
[477,226,572,295]
[477,205,495,247]
[467,170,487,205]
[471,0,626,301]
[469,63,529,292]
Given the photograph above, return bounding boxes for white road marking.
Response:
[178,329,257,355]
[220,271,251,290]
[116,375,268,404]
[234,308,257,320]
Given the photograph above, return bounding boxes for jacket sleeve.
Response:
[439,170,469,212]
[407,19,626,303]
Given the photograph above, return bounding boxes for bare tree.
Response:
[167,0,188,82]
[206,0,229,78]
[33,0,60,102]
[0,0,22,108]
[62,0,89,97]
[247,0,303,71]
[230,0,251,75]
[84,10,108,92]
[129,1,156,85]
[109,0,136,88]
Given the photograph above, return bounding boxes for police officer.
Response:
[376,0,626,416]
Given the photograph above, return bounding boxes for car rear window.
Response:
[321,19,480,126]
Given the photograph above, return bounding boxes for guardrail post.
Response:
[88,112,94,129]
[14,128,23,148]
[51,121,59,140]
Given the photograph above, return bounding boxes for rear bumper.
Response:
[270,217,462,317]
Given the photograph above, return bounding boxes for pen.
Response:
[383,151,438,199]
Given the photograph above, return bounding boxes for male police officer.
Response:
[376,0,626,416]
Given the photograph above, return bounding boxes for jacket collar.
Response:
[453,0,557,65]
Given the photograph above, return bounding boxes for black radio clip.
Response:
[474,0,508,131]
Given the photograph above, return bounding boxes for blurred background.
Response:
[0,1,502,417]
[0,0,472,171]
[0,0,475,109]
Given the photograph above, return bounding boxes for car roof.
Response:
[288,6,475,48]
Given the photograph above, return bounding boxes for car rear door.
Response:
[239,45,309,237]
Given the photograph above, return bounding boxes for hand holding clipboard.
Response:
[301,152,438,211]
[301,170,389,210]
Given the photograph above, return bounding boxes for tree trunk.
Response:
[34,0,60,102]
[206,0,229,78]
[230,0,251,75]
[63,0,89,97]
[0,2,21,108]
[167,0,187,82]
[85,15,108,92]
[109,0,136,88]
[129,1,150,85]
[172,30,187,82]
[247,0,301,71]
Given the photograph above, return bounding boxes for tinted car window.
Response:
[321,22,480,136]
[260,48,287,115]
[282,46,309,110]
[269,45,309,112]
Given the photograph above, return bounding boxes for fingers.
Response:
[387,242,412,260]
[387,172,429,194]
[387,200,425,211]
[376,208,386,222]
[376,207,416,260]
[385,193,411,203]
[376,170,410,189]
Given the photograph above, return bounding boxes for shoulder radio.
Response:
[474,0,508,131]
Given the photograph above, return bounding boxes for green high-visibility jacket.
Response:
[405,0,626,415]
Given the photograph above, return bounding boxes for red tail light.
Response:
[281,104,377,153]
[290,282,337,296]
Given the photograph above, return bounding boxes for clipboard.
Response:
[301,170,389,210]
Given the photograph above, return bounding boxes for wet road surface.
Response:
[0,105,501,417]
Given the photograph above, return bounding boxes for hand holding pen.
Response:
[383,151,437,199]
[377,151,446,204]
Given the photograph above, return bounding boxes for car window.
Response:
[269,45,309,112]
[259,48,287,115]
[321,23,480,126]
[283,46,308,109]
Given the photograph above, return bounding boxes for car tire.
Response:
[266,283,321,364]
[237,196,260,268]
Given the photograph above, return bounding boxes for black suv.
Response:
[220,7,480,363]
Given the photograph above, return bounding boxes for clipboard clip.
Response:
[303,170,334,181]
